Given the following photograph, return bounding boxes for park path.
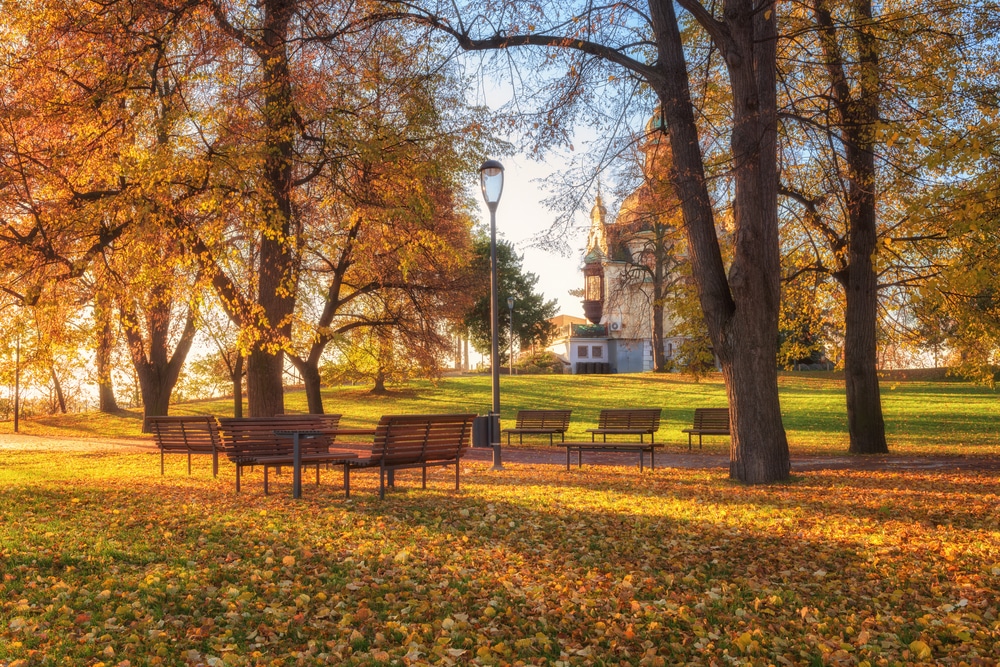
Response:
[2,432,998,473]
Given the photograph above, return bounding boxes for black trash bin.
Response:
[472,414,500,448]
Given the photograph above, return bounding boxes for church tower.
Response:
[581,194,608,324]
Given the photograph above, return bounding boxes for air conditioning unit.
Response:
[609,320,622,332]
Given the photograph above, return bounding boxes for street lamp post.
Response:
[507,296,515,377]
[480,159,504,471]
[13,332,20,434]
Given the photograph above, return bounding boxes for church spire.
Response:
[585,186,608,258]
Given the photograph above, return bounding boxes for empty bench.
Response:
[218,415,348,494]
[587,408,662,443]
[337,413,476,499]
[682,408,730,450]
[146,415,221,477]
[505,409,572,445]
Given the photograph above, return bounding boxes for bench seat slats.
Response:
[505,409,572,444]
[347,413,475,499]
[586,408,662,443]
[681,408,730,450]
[147,415,221,477]
[217,415,342,494]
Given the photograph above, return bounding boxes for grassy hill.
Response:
[3,371,998,456]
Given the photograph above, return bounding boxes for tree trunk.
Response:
[301,362,325,414]
[232,354,244,419]
[814,0,888,454]
[651,301,666,371]
[122,297,197,432]
[51,366,67,414]
[96,320,119,413]
[650,0,789,483]
[371,369,387,395]
[245,0,297,417]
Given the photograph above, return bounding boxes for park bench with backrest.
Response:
[586,408,662,442]
[146,415,221,477]
[682,408,730,450]
[505,409,572,444]
[217,414,344,494]
[337,413,476,499]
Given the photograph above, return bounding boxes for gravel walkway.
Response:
[3,432,997,473]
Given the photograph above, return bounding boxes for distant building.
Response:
[550,117,690,374]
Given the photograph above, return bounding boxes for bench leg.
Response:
[316,464,321,486]
[651,447,655,470]
[161,450,165,476]
[566,447,570,471]
[264,466,269,495]
[379,466,386,500]
[187,452,192,475]
[236,465,241,493]
[455,461,460,491]
[422,465,427,489]
[344,465,351,499]
[578,449,583,468]
[699,434,703,450]
[212,451,218,478]
[639,450,644,472]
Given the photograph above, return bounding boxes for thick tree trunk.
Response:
[245,0,297,417]
[650,0,789,483]
[843,264,887,453]
[122,297,197,432]
[371,369,387,395]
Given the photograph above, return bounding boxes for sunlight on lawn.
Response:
[3,373,999,457]
[1,450,997,665]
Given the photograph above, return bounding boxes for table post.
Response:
[292,432,302,499]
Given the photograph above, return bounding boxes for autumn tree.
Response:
[775,0,969,453]
[391,0,791,482]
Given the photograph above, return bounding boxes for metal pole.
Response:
[509,303,514,377]
[13,333,20,434]
[489,206,503,470]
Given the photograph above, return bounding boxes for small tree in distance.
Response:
[463,237,558,367]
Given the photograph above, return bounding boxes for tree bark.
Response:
[231,354,244,419]
[51,366,67,414]
[96,320,119,413]
[122,296,197,431]
[244,0,298,417]
[652,0,789,482]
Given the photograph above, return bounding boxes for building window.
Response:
[586,274,602,301]
[592,346,604,358]
[666,342,673,358]
[578,345,589,358]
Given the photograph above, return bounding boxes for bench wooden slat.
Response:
[505,409,572,444]
[345,413,476,499]
[217,415,342,494]
[681,408,730,450]
[147,415,221,477]
[586,408,662,443]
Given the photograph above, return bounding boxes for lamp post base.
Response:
[491,444,504,471]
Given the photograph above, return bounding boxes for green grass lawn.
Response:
[3,372,998,456]
[0,452,997,665]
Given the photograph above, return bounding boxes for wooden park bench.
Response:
[682,408,730,450]
[563,441,663,471]
[586,408,662,443]
[336,413,476,499]
[217,414,346,494]
[146,415,221,477]
[505,409,572,445]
